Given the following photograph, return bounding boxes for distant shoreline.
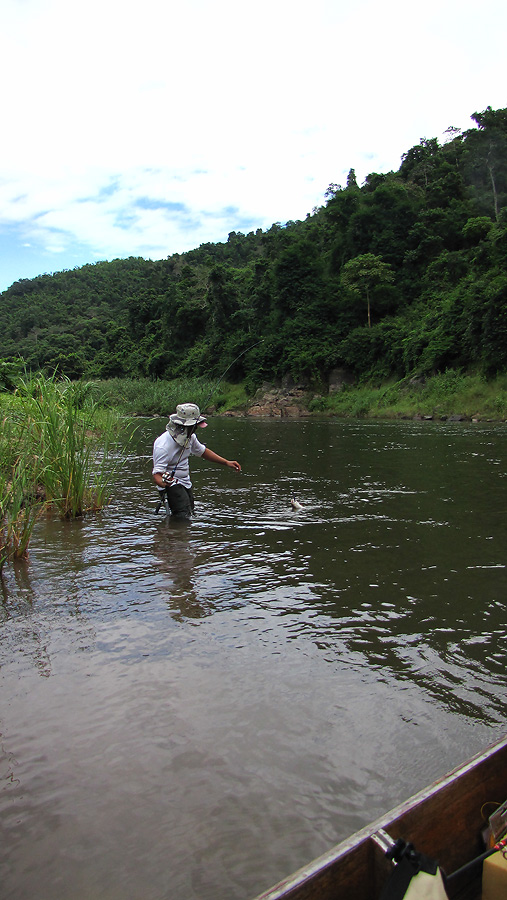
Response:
[220,371,507,424]
[83,370,507,424]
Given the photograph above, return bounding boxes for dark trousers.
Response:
[160,483,195,518]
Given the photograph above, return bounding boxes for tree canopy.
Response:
[1,106,507,386]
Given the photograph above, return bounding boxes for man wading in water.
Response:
[152,403,241,518]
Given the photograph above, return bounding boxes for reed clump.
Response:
[1,373,125,575]
[0,409,44,573]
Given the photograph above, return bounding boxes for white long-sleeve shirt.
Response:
[152,431,206,488]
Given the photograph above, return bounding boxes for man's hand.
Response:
[202,447,241,471]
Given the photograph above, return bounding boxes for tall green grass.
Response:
[0,408,45,572]
[1,374,127,574]
[89,377,248,416]
[1,460,42,564]
[15,373,123,518]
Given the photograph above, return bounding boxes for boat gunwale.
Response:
[252,733,507,900]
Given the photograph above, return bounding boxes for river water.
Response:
[1,417,506,900]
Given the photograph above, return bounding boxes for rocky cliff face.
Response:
[245,384,312,418]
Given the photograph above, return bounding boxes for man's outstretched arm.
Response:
[202,448,241,471]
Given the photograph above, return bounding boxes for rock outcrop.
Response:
[246,383,312,417]
[235,378,313,418]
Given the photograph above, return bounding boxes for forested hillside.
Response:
[1,105,506,388]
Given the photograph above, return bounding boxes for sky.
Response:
[1,0,506,293]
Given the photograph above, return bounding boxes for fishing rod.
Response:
[200,338,264,411]
[161,338,264,490]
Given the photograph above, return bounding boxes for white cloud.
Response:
[1,0,506,288]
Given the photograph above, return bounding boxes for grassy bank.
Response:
[313,371,507,421]
[89,377,249,417]
[89,371,507,422]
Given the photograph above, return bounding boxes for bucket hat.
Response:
[169,403,207,427]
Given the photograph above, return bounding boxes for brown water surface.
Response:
[1,418,506,900]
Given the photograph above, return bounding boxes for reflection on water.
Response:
[1,418,506,900]
[153,517,204,619]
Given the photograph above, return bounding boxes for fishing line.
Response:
[201,338,264,411]
[163,338,264,487]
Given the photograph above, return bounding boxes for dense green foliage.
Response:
[1,106,507,387]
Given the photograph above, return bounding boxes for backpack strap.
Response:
[379,855,417,900]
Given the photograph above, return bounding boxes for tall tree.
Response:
[341,254,395,328]
[465,106,507,221]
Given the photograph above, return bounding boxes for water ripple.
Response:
[1,418,507,900]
